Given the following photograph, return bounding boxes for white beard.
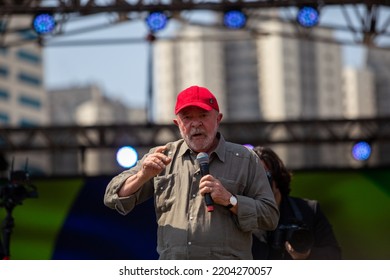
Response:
[181,127,218,153]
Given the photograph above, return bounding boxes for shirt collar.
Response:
[177,140,191,158]
[211,132,226,163]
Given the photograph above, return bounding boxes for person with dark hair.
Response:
[252,146,342,260]
[104,86,279,259]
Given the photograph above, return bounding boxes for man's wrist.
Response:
[226,195,238,209]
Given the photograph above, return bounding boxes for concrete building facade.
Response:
[0,16,49,175]
[48,84,146,176]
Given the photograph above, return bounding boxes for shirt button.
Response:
[192,194,196,198]
[188,242,192,245]
[189,216,193,220]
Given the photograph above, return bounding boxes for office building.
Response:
[343,67,376,118]
[366,48,390,166]
[0,16,49,174]
[48,84,146,175]
[153,25,227,123]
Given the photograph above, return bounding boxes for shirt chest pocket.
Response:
[154,173,177,212]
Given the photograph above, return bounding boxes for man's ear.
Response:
[217,113,223,123]
[173,119,178,126]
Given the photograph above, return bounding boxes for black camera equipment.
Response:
[271,221,314,253]
[271,197,314,254]
[0,159,38,260]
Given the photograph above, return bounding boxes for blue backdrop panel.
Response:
[52,176,158,260]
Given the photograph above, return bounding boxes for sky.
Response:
[43,6,388,109]
[44,18,152,108]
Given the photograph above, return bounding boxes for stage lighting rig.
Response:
[145,11,169,33]
[116,146,138,168]
[32,13,56,35]
[223,10,247,29]
[351,141,372,161]
[296,6,320,28]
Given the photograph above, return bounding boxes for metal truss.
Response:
[0,1,388,15]
[0,1,389,49]
[1,117,389,152]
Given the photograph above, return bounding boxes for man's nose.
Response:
[191,119,203,127]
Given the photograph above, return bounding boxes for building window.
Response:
[17,50,41,65]
[0,20,6,33]
[17,30,38,41]
[18,72,41,87]
[19,94,41,109]
[0,65,9,77]
[0,88,9,100]
[19,118,38,127]
[0,47,8,56]
[0,112,9,124]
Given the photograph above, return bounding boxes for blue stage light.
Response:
[116,146,138,168]
[32,13,56,35]
[296,6,320,28]
[223,10,247,29]
[146,12,168,32]
[352,141,372,161]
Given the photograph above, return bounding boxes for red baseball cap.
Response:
[175,85,220,115]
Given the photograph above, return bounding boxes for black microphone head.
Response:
[196,152,209,165]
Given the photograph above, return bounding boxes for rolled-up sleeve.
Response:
[234,151,279,232]
[103,156,154,215]
[236,194,279,232]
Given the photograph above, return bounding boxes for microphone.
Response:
[196,152,214,212]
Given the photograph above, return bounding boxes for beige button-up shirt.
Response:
[104,134,279,259]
